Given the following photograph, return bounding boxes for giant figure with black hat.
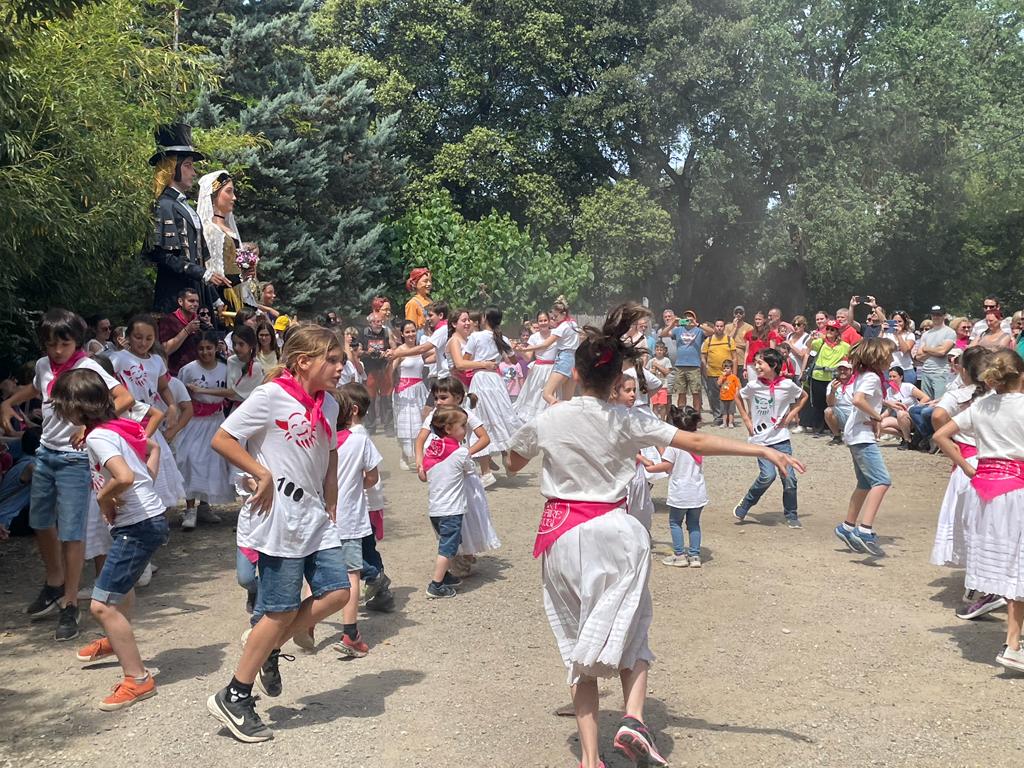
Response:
[144,123,232,313]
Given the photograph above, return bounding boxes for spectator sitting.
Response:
[0,427,41,539]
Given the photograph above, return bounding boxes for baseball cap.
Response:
[947,347,963,360]
[930,305,945,315]
[826,320,842,331]
[273,314,291,332]
[734,305,745,314]
[836,359,853,369]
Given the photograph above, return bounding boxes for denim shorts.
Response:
[339,538,363,572]
[256,547,350,614]
[430,514,464,558]
[93,515,169,604]
[30,446,91,542]
[849,442,892,490]
[552,349,575,378]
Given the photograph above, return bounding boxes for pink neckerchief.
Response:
[689,451,703,465]
[757,374,788,397]
[422,435,460,471]
[838,374,857,394]
[271,369,333,443]
[173,308,194,327]
[88,418,147,462]
[47,350,88,395]
[336,429,351,449]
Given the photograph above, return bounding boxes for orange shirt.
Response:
[718,373,740,401]
[405,295,430,329]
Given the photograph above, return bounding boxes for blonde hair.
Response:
[950,316,969,332]
[978,349,1024,393]
[265,325,342,381]
[848,337,891,374]
[153,156,176,199]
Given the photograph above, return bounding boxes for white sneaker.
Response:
[688,555,702,568]
[661,554,688,567]
[181,508,197,530]
[399,457,411,471]
[997,644,1024,673]
[136,562,153,588]
[481,472,497,489]
[790,426,803,434]
[240,627,252,648]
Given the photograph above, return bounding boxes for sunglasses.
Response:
[983,304,998,310]
[198,310,211,317]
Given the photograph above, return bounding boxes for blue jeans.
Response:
[737,440,798,518]
[919,369,950,400]
[93,515,169,604]
[361,532,384,582]
[909,404,935,439]
[430,514,464,558]
[29,446,91,541]
[668,506,703,556]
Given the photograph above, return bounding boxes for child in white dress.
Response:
[463,307,524,455]
[391,320,428,470]
[514,310,557,422]
[508,303,805,768]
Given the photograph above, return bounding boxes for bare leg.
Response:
[342,571,361,626]
[92,593,144,678]
[35,527,64,587]
[1007,600,1024,651]
[543,372,568,406]
[62,540,85,609]
[619,660,649,721]
[572,677,601,768]
[692,391,702,415]
[896,411,912,441]
[845,488,868,525]
[432,554,452,583]
[824,407,838,436]
[857,485,889,528]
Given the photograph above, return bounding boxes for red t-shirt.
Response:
[158,313,199,377]
[744,330,783,365]
[840,325,862,346]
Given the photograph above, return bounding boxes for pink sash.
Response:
[89,418,148,463]
[47,350,88,395]
[396,377,422,393]
[533,497,626,558]
[272,369,333,442]
[455,369,475,387]
[193,400,224,417]
[951,441,979,473]
[369,509,384,540]
[240,547,259,564]
[423,436,460,471]
[534,359,554,366]
[971,458,1024,501]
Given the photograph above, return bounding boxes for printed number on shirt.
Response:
[276,476,305,502]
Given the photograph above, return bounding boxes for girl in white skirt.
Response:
[508,303,805,768]
[623,352,668,482]
[934,349,1024,673]
[514,310,556,422]
[516,297,580,406]
[176,332,235,529]
[611,375,655,532]
[392,320,429,470]
[415,378,499,575]
[463,307,524,461]
[110,316,186,511]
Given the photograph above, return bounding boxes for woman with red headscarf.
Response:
[404,268,432,329]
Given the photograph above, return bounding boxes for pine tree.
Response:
[183,0,404,317]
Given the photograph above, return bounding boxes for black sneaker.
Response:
[26,584,64,619]
[442,571,462,587]
[366,588,395,612]
[207,687,273,743]
[255,649,293,698]
[425,582,457,599]
[55,604,80,641]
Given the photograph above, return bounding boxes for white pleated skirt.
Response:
[84,494,112,560]
[459,471,501,555]
[174,413,235,504]
[514,363,553,423]
[393,382,428,440]
[930,458,979,568]
[152,430,185,509]
[468,371,524,453]
[964,488,1024,600]
[542,508,654,685]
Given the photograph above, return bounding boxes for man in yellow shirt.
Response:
[724,306,753,379]
[701,319,737,425]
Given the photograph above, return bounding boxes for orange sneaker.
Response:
[77,636,114,663]
[98,674,156,711]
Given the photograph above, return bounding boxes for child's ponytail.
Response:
[668,404,701,432]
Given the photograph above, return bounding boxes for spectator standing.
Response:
[836,302,863,346]
[970,296,1013,340]
[361,312,393,433]
[725,306,753,376]
[700,320,736,425]
[660,314,706,413]
[767,308,795,339]
[806,321,851,436]
[157,288,201,377]
[916,305,957,398]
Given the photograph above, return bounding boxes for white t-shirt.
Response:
[178,360,227,405]
[891,381,917,408]
[551,320,580,352]
[333,426,382,540]
[831,378,855,410]
[843,374,885,446]
[529,332,557,362]
[428,324,450,379]
[110,350,166,405]
[464,330,513,363]
[339,360,364,386]
[227,355,266,401]
[739,378,803,446]
[937,386,981,446]
[222,383,341,557]
[663,447,708,508]
[427,444,474,517]
[952,392,1024,459]
[787,333,810,377]
[421,408,484,447]
[165,376,191,406]
[647,356,672,386]
[882,331,916,371]
[508,396,678,502]
[86,428,165,527]
[352,424,386,510]
[35,356,121,452]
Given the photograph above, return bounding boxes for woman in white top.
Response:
[785,315,811,378]
[880,310,918,384]
[879,366,928,448]
[514,310,557,422]
[507,303,804,768]
[516,296,579,406]
[391,320,429,469]
[462,307,525,457]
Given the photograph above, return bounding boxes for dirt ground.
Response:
[1,427,1021,768]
